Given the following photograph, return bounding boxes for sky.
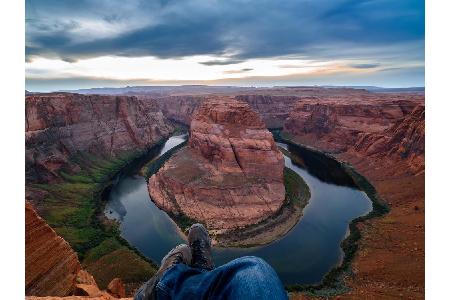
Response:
[25,0,425,92]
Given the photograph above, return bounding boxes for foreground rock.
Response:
[26,201,81,296]
[26,201,129,299]
[26,93,173,185]
[149,98,285,233]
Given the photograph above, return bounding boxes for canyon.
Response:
[25,93,175,297]
[26,93,173,186]
[149,98,286,234]
[283,94,424,299]
[24,87,425,299]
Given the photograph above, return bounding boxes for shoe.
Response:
[134,244,191,300]
[188,223,214,270]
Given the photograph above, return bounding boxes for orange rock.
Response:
[76,270,98,286]
[25,201,81,296]
[107,278,126,298]
[149,98,285,233]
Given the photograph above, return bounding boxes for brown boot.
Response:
[188,223,215,270]
[134,244,191,300]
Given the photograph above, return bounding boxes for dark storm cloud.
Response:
[25,0,424,64]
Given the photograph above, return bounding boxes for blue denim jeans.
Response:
[135,256,288,300]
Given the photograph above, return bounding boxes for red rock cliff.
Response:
[351,104,425,174]
[26,201,81,296]
[284,96,423,153]
[234,95,300,128]
[149,98,285,233]
[26,93,174,184]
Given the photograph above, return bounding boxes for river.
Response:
[104,134,372,285]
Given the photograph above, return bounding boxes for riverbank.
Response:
[144,138,312,248]
[271,130,390,297]
[27,138,177,294]
[213,167,311,247]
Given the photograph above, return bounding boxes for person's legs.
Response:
[155,256,288,300]
[135,224,287,300]
[134,244,192,300]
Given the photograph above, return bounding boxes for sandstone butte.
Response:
[284,96,425,299]
[26,93,173,185]
[149,97,286,233]
[26,201,129,300]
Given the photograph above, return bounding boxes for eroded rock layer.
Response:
[26,201,81,296]
[234,95,300,128]
[284,96,423,153]
[26,93,174,184]
[149,98,285,233]
[351,104,425,174]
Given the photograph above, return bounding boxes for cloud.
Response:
[199,59,244,66]
[26,0,424,64]
[350,63,380,69]
[223,68,253,74]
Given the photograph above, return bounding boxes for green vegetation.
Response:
[168,212,198,233]
[284,167,310,208]
[85,247,156,290]
[30,142,173,289]
[145,141,187,179]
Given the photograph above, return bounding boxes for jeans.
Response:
[135,256,288,300]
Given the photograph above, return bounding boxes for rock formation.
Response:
[284,97,423,153]
[281,93,425,298]
[106,278,126,298]
[351,104,425,174]
[145,94,300,128]
[142,95,205,125]
[26,201,130,299]
[149,98,285,233]
[26,93,174,184]
[234,95,300,128]
[26,201,81,296]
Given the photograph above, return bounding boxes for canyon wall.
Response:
[26,201,81,296]
[284,96,423,154]
[283,93,425,299]
[149,98,285,233]
[141,95,205,125]
[235,95,300,128]
[350,104,425,174]
[26,93,174,184]
[26,202,128,300]
[143,94,301,128]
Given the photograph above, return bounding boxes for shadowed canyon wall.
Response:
[26,93,174,185]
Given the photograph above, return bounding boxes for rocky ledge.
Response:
[149,98,285,234]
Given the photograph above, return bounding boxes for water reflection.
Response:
[104,135,372,285]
